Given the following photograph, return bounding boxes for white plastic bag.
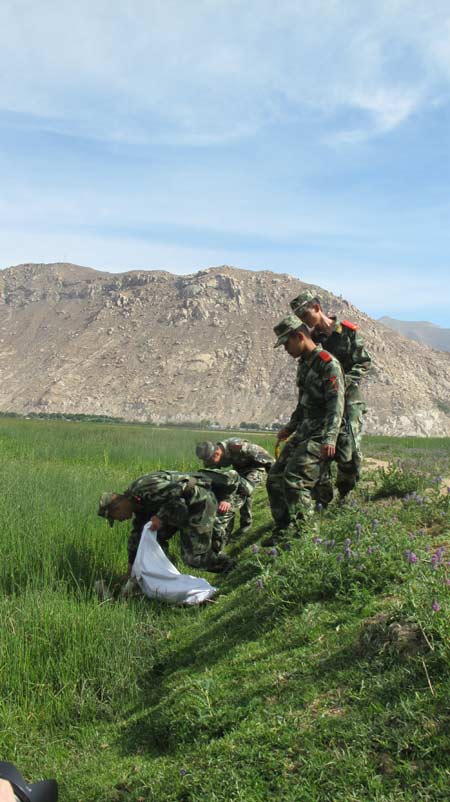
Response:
[131,522,217,605]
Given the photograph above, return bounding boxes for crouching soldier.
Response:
[196,438,274,534]
[265,315,345,545]
[98,469,240,574]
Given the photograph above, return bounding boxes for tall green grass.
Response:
[1,419,450,801]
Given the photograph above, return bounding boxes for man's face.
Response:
[107,496,134,522]
[299,304,320,328]
[284,332,305,358]
[210,446,224,465]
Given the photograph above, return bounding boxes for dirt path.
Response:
[364,457,390,471]
[364,457,450,495]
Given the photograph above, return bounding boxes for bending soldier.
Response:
[265,315,345,545]
[290,289,371,502]
[98,469,239,574]
[196,438,274,534]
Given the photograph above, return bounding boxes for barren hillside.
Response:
[1,262,449,435]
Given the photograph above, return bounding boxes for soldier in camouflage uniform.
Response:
[265,315,345,545]
[98,469,240,574]
[290,290,371,501]
[195,438,274,533]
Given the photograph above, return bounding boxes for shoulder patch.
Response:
[318,350,332,363]
[341,320,358,331]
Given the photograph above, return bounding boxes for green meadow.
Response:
[1,417,450,802]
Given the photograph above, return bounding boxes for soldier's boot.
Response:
[261,521,298,547]
[261,531,281,547]
[208,553,237,574]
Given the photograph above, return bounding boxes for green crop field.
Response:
[1,417,450,802]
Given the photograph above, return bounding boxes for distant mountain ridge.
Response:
[1,262,450,436]
[379,317,450,353]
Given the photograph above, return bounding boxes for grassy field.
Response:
[1,418,450,801]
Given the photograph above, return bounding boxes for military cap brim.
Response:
[98,492,117,526]
[273,313,303,348]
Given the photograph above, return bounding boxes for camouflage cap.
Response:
[195,441,215,462]
[273,314,303,348]
[290,289,320,316]
[98,492,117,527]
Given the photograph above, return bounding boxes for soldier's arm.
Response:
[127,513,147,566]
[345,330,372,389]
[156,493,189,530]
[283,359,307,436]
[321,361,345,447]
[283,396,304,437]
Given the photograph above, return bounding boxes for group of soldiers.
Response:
[98,288,371,573]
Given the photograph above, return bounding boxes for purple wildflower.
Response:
[432,601,441,612]
[316,502,323,512]
[345,538,352,547]
[409,532,415,540]
[251,544,260,555]
[336,554,344,563]
[180,769,188,777]
[312,536,323,545]
[445,578,450,587]
[256,578,264,590]
[268,547,278,557]
[326,539,335,551]
[372,519,379,530]
[355,523,362,535]
[367,546,374,555]
[281,542,292,552]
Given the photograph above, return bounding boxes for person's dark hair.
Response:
[305,297,321,310]
[298,323,314,338]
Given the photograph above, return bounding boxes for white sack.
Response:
[131,522,217,605]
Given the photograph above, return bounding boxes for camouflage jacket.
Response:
[314,318,371,403]
[125,469,241,563]
[215,438,274,474]
[286,347,345,444]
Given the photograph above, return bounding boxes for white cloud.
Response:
[1,1,449,145]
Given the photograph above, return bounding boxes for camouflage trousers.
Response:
[315,402,365,505]
[266,428,323,530]
[212,491,247,546]
[238,469,265,527]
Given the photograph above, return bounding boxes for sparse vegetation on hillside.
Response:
[1,419,450,801]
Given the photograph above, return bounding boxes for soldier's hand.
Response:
[218,501,231,514]
[151,514,162,530]
[276,427,290,443]
[320,444,336,459]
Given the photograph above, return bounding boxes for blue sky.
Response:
[1,1,449,325]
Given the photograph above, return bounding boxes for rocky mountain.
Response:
[1,262,450,436]
[379,317,450,353]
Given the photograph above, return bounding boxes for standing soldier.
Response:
[195,438,274,534]
[97,469,239,574]
[290,290,371,502]
[265,315,345,545]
